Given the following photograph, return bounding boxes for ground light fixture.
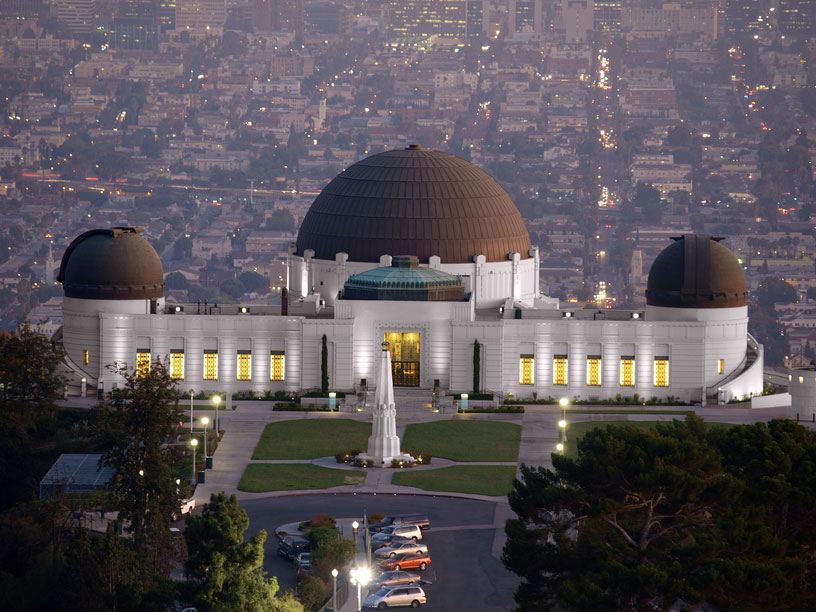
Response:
[556,442,564,454]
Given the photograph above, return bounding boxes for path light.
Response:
[556,442,564,454]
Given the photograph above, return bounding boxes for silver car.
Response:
[363,585,427,609]
[368,570,422,592]
[374,540,428,559]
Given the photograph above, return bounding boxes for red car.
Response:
[378,552,431,572]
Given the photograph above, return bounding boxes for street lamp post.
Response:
[350,565,370,612]
[201,416,209,460]
[352,520,359,542]
[190,390,194,434]
[331,568,338,612]
[212,394,221,437]
[189,437,198,486]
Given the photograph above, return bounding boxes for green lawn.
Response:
[392,466,517,497]
[252,419,371,459]
[401,421,521,462]
[238,464,366,492]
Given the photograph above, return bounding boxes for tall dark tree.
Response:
[99,361,183,563]
[503,417,816,611]
[472,340,481,395]
[184,492,302,611]
[321,335,329,394]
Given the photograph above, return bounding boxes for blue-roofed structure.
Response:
[39,454,114,499]
[343,256,466,301]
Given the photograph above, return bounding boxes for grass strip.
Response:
[252,418,370,459]
[393,465,517,497]
[238,463,365,492]
[402,421,521,462]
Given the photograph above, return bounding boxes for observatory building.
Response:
[56,147,763,404]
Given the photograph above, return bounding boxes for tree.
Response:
[99,361,183,561]
[321,335,329,394]
[757,276,798,311]
[0,324,64,419]
[503,417,816,611]
[633,182,664,224]
[165,271,190,290]
[220,278,245,300]
[184,492,302,612]
[238,271,268,294]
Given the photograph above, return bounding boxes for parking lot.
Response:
[243,494,517,611]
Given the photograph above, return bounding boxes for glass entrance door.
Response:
[384,332,420,387]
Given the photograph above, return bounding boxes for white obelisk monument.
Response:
[364,342,409,466]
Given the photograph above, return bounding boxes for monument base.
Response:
[358,452,416,468]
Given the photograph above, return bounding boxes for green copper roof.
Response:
[343,256,466,301]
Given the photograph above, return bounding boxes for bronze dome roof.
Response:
[295,146,532,263]
[58,227,165,300]
[646,235,747,309]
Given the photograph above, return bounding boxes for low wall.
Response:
[750,393,791,410]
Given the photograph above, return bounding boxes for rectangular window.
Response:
[654,357,669,387]
[553,355,568,386]
[83,349,89,365]
[519,354,535,385]
[717,359,724,375]
[587,356,602,386]
[170,350,184,380]
[136,350,151,378]
[620,356,635,387]
[203,350,218,381]
[271,351,285,381]
[237,351,251,381]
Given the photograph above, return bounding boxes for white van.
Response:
[380,524,422,541]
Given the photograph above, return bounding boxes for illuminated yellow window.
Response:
[717,359,724,375]
[587,357,601,386]
[203,351,218,381]
[170,350,184,380]
[271,351,285,381]
[83,349,89,365]
[237,351,251,381]
[654,357,669,387]
[136,350,151,378]
[620,357,635,387]
[553,356,568,386]
[519,355,535,385]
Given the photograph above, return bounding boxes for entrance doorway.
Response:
[384,332,420,387]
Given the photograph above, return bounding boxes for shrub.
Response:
[369,513,387,524]
[309,514,336,529]
[298,576,328,612]
[335,452,349,463]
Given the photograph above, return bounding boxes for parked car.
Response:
[295,551,312,570]
[370,533,412,551]
[278,536,310,561]
[378,552,431,572]
[368,570,423,592]
[369,515,430,532]
[378,524,422,542]
[374,540,428,559]
[363,584,427,609]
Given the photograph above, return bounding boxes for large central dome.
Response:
[295,146,532,263]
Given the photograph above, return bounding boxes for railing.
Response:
[317,579,349,612]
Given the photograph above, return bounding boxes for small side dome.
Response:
[646,235,747,309]
[58,227,165,300]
